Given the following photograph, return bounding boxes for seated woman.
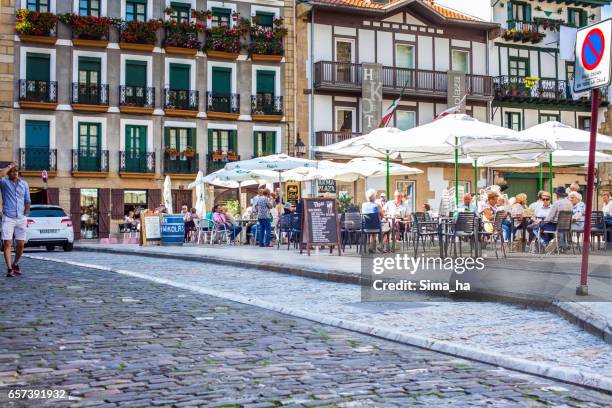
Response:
[212,205,241,242]
[362,189,385,252]
[504,193,527,245]
[124,211,138,231]
[479,191,499,233]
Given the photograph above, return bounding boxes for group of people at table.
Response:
[174,182,611,254]
[360,183,611,254]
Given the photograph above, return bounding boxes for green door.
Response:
[125,125,147,172]
[26,53,50,101]
[78,57,101,104]
[211,67,231,111]
[78,123,101,171]
[505,175,539,204]
[25,120,50,170]
[256,70,275,113]
[125,60,147,105]
[169,63,190,90]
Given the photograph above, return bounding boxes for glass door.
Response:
[335,39,354,83]
[78,57,101,105]
[78,123,101,171]
[256,70,275,114]
[125,125,147,172]
[253,131,276,157]
[80,188,99,239]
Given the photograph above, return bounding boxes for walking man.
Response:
[1,163,31,277]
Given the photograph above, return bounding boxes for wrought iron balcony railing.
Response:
[72,149,109,172]
[493,75,609,104]
[251,95,283,116]
[206,92,240,114]
[164,153,198,174]
[315,131,362,147]
[71,83,109,105]
[163,89,199,110]
[19,148,57,171]
[119,85,155,108]
[18,79,57,103]
[119,151,155,173]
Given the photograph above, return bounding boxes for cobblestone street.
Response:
[0,258,611,407]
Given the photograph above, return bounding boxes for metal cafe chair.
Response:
[538,210,573,255]
[341,211,362,252]
[589,211,607,252]
[479,210,506,259]
[361,213,381,254]
[411,212,439,257]
[443,212,477,258]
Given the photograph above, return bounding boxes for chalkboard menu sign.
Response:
[300,198,341,256]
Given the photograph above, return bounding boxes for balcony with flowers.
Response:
[117,19,162,52]
[15,9,58,45]
[59,14,115,48]
[162,8,204,56]
[203,14,248,60]
[248,17,287,62]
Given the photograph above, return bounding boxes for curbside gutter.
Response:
[26,254,612,394]
[73,245,612,345]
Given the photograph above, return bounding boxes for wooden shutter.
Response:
[229,130,237,152]
[70,188,81,240]
[147,189,161,210]
[507,2,514,28]
[47,188,59,206]
[98,188,111,238]
[579,11,587,28]
[111,189,124,220]
[524,4,531,22]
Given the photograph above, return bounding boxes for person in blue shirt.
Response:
[0,163,31,277]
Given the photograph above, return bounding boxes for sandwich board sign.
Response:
[574,19,612,92]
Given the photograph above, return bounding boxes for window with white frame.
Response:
[451,50,470,74]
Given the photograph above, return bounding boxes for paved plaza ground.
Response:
[1,258,612,407]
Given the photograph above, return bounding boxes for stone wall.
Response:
[0,0,14,162]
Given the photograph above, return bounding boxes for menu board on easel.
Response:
[140,210,161,246]
[300,198,341,256]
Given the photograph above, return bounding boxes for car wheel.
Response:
[46,245,55,252]
[63,243,73,252]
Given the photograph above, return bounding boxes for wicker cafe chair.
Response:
[479,210,506,259]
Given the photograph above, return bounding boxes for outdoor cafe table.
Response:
[511,215,530,253]
[235,218,257,244]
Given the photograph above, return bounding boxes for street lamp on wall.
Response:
[294,132,306,157]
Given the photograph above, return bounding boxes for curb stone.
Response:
[26,254,612,394]
[73,245,612,344]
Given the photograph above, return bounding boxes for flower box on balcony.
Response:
[72,38,108,48]
[117,19,161,51]
[227,155,239,161]
[60,14,114,48]
[251,54,283,62]
[16,9,58,44]
[119,42,155,52]
[211,153,224,160]
[206,50,239,60]
[165,46,198,56]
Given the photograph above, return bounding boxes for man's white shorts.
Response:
[2,216,27,241]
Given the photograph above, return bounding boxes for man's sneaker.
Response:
[12,264,21,275]
[6,268,15,278]
[545,239,558,254]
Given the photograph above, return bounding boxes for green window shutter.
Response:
[256,70,275,95]
[78,57,101,74]
[188,128,195,148]
[568,10,575,26]
[171,2,191,22]
[212,7,231,18]
[579,11,587,28]
[164,127,171,149]
[211,67,231,95]
[169,63,190,90]
[266,132,275,154]
[26,53,50,81]
[507,1,514,27]
[125,60,147,87]
[229,130,237,152]
[255,12,274,27]
[524,4,531,22]
[253,132,258,157]
[208,129,214,152]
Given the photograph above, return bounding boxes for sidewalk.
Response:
[74,242,612,343]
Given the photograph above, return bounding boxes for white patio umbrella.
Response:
[327,157,422,182]
[163,175,173,214]
[313,128,403,159]
[478,151,612,168]
[280,160,342,182]
[517,121,612,196]
[193,170,206,217]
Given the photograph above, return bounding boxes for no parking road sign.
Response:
[574,19,612,92]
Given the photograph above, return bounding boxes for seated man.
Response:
[540,186,573,253]
[527,192,551,251]
[384,191,409,241]
[602,192,612,244]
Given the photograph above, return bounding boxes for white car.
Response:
[25,205,74,251]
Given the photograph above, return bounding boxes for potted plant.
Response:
[211,149,224,160]
[15,9,58,44]
[163,20,203,55]
[60,13,115,48]
[249,17,288,62]
[203,23,247,59]
[118,19,161,51]
[227,149,238,160]
[192,10,212,22]
[183,145,195,158]
[166,147,180,158]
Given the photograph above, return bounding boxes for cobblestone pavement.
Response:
[29,251,612,379]
[1,259,611,407]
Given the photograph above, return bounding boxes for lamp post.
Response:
[294,133,306,158]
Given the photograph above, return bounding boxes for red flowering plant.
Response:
[191,10,212,21]
[59,13,115,40]
[15,9,58,36]
[117,19,161,44]
[249,17,287,56]
[203,20,247,54]
[163,20,203,49]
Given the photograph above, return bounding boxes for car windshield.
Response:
[29,208,67,218]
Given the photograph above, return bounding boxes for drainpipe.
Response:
[309,5,316,196]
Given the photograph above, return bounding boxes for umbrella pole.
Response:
[473,160,477,196]
[386,153,390,198]
[454,137,459,209]
[548,153,553,201]
[538,162,543,192]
